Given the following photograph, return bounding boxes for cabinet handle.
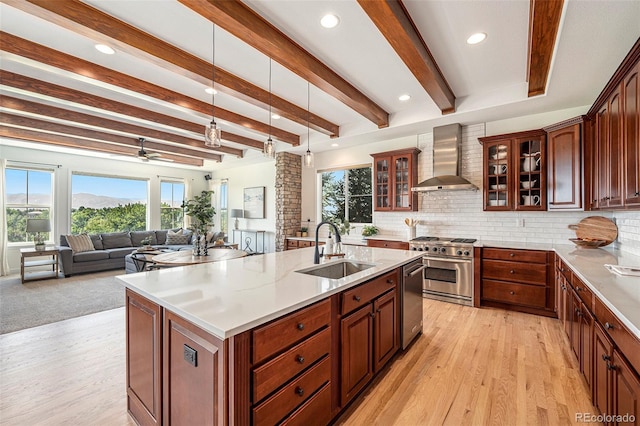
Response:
[509,291,515,295]
[296,323,305,331]
[370,312,376,319]
[353,295,361,302]
[386,279,394,284]
[295,355,305,364]
[602,354,611,362]
[605,322,614,330]
[577,311,582,317]
[606,362,617,371]
[510,270,515,274]
[295,386,304,397]
[635,192,640,196]
[509,253,515,257]
[576,287,582,292]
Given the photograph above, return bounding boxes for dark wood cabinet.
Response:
[593,322,613,417]
[371,148,420,211]
[479,130,547,211]
[597,85,625,209]
[611,349,640,425]
[624,62,640,207]
[340,303,374,405]
[544,117,584,210]
[373,289,399,373]
[366,238,409,250]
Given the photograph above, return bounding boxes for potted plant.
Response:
[181,190,216,256]
[361,225,379,238]
[140,236,153,251]
[301,227,308,237]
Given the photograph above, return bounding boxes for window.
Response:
[160,181,185,229]
[71,174,148,234]
[321,165,372,224]
[219,179,228,232]
[5,167,53,243]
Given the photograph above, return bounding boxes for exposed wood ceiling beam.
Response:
[0,32,299,146]
[0,71,265,151]
[0,96,243,158]
[178,0,390,129]
[0,126,205,167]
[0,113,222,162]
[3,0,339,138]
[357,0,455,114]
[527,0,564,97]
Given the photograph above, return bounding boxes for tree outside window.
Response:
[160,181,185,229]
[5,168,53,243]
[321,166,372,224]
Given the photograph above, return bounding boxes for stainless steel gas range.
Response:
[409,237,476,306]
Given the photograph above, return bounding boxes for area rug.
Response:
[0,270,126,334]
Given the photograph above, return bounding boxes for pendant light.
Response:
[303,82,314,168]
[264,58,276,159]
[204,24,221,148]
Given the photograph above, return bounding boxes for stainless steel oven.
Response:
[422,256,472,306]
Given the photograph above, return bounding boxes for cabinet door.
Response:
[391,153,415,210]
[515,135,546,210]
[612,349,640,425]
[570,289,582,361]
[340,303,373,405]
[597,103,609,210]
[580,304,593,388]
[624,63,640,207]
[593,322,613,417]
[608,87,624,208]
[483,140,512,210]
[563,276,573,338]
[547,121,583,210]
[373,290,398,373]
[373,156,391,211]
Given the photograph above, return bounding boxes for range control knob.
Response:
[456,250,463,256]
[432,247,438,252]
[417,247,423,251]
[463,250,470,256]
[411,246,417,251]
[440,247,447,253]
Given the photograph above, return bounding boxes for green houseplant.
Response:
[361,225,379,237]
[181,190,216,256]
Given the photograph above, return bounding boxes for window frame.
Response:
[318,163,373,226]
[160,179,185,230]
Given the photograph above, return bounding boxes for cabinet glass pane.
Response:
[518,140,542,207]
[394,156,410,208]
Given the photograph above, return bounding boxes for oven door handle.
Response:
[406,264,427,277]
[423,256,472,264]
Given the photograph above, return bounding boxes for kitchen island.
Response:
[118,245,422,425]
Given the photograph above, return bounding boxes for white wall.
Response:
[2,143,210,272]
[212,161,277,253]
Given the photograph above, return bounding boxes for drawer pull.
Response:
[353,295,361,302]
[576,287,582,292]
[296,323,305,331]
[509,291,515,295]
[605,322,614,330]
[295,355,305,364]
[509,253,515,257]
[602,354,611,362]
[606,362,617,371]
[386,279,394,284]
[510,270,515,274]
[295,386,304,397]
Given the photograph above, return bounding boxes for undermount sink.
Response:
[295,260,375,279]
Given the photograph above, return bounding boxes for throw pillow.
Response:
[166,229,191,245]
[65,234,95,253]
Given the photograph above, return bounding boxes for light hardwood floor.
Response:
[0,299,597,425]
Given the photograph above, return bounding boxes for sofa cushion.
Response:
[90,234,103,250]
[166,229,192,245]
[101,232,133,249]
[130,231,157,246]
[155,230,168,245]
[65,234,95,253]
[73,250,109,262]
[107,247,136,259]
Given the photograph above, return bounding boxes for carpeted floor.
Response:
[0,270,126,334]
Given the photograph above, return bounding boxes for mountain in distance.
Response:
[72,193,146,209]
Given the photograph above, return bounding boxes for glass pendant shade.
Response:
[204,120,221,147]
[303,149,314,168]
[264,137,275,159]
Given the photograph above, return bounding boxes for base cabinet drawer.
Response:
[341,270,398,315]
[482,247,547,263]
[482,259,547,286]
[280,382,332,426]
[482,280,546,309]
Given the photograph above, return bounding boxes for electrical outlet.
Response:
[515,218,525,227]
[184,344,197,367]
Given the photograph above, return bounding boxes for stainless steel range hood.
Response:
[411,123,478,192]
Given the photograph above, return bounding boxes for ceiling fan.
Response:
[136,137,172,162]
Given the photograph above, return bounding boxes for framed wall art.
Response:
[243,186,265,219]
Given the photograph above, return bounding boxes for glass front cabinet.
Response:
[371,148,420,211]
[479,130,546,211]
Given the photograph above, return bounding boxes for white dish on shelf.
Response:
[521,180,537,189]
[488,200,507,206]
[491,152,507,160]
[490,184,507,190]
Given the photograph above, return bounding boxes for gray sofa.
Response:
[58,229,197,277]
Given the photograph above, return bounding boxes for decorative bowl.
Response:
[491,152,507,160]
[569,238,607,248]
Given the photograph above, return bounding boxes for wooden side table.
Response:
[20,247,60,284]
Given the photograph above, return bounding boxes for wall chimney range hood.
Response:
[411,123,478,192]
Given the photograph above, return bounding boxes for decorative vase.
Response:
[193,232,202,256]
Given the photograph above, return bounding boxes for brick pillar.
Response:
[275,152,302,252]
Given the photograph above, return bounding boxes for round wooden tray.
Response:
[569,238,607,248]
[568,216,617,246]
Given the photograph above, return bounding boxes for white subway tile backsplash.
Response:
[375,123,640,254]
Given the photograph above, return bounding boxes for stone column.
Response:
[275,152,302,252]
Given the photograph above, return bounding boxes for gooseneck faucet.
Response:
[314,221,342,264]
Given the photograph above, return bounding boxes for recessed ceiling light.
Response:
[320,14,340,29]
[331,143,339,147]
[205,87,218,95]
[271,114,281,120]
[398,94,411,101]
[95,44,115,55]
[466,32,487,45]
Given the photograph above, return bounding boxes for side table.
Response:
[20,247,60,284]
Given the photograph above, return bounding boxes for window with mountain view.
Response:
[160,181,184,229]
[71,174,148,234]
[321,165,372,225]
[5,167,53,243]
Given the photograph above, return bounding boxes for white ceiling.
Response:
[1,0,639,171]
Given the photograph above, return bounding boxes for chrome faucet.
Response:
[314,221,342,264]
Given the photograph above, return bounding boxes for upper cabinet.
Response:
[371,148,420,211]
[479,130,547,211]
[586,39,640,211]
[544,117,584,210]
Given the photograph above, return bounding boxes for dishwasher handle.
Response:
[405,264,426,277]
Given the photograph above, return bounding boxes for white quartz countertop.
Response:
[117,246,422,340]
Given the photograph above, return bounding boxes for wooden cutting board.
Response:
[568,216,618,246]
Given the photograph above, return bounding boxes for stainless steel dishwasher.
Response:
[402,258,425,349]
